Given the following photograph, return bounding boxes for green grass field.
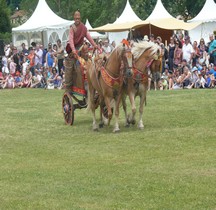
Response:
[0,89,216,210]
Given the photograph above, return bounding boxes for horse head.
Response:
[131,41,160,73]
[80,43,89,61]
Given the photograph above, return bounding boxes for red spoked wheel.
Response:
[62,91,74,125]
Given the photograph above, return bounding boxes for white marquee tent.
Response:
[108,0,141,45]
[188,0,216,43]
[146,0,174,20]
[12,0,73,48]
[85,19,106,40]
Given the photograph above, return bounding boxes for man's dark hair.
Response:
[31,42,36,47]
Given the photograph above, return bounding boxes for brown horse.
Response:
[121,41,160,129]
[87,43,132,132]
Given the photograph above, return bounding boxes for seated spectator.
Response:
[47,67,62,89]
[188,66,199,89]
[195,72,206,88]
[3,74,15,89]
[0,70,4,88]
[205,72,211,88]
[162,66,169,81]
[159,76,168,90]
[171,70,183,90]
[21,68,32,88]
[181,66,192,88]
[31,69,42,88]
[14,71,23,88]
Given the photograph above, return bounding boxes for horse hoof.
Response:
[113,128,120,133]
[99,123,104,128]
[125,123,130,128]
[93,128,99,132]
[131,120,136,125]
[138,125,144,130]
[93,125,99,131]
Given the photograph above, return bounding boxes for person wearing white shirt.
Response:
[102,40,112,55]
[34,44,43,69]
[182,36,194,65]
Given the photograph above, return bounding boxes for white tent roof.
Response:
[114,0,141,24]
[85,19,106,39]
[189,0,216,22]
[146,0,174,20]
[12,0,72,33]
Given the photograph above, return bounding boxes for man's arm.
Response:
[69,27,76,53]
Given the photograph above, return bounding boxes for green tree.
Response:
[0,0,11,33]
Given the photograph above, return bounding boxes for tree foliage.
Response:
[0,0,11,33]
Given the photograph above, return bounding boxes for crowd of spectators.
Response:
[1,33,216,91]
[0,39,65,89]
[145,33,216,90]
[0,38,117,90]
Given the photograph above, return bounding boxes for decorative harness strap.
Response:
[101,66,123,90]
[132,67,148,83]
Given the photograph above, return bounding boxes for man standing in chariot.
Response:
[65,9,98,94]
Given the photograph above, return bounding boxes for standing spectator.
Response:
[174,40,183,68]
[198,38,208,55]
[178,33,185,46]
[56,39,64,78]
[34,44,43,70]
[21,43,28,54]
[9,57,16,77]
[208,34,216,66]
[111,41,116,51]
[46,46,54,73]
[149,34,155,43]
[40,45,47,67]
[168,36,175,71]
[192,41,200,67]
[12,46,21,73]
[27,47,35,76]
[182,36,194,65]
[5,44,12,57]
[1,52,9,75]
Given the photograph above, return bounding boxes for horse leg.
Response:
[113,97,121,133]
[104,97,112,126]
[128,92,136,125]
[122,94,129,127]
[138,87,147,130]
[87,82,98,131]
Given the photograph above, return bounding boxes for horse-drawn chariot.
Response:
[62,45,108,126]
[62,40,160,132]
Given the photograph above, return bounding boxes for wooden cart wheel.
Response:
[62,91,74,125]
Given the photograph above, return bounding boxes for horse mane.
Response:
[104,43,126,67]
[131,41,159,60]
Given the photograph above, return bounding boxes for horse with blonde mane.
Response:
[87,43,132,132]
[121,41,160,129]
